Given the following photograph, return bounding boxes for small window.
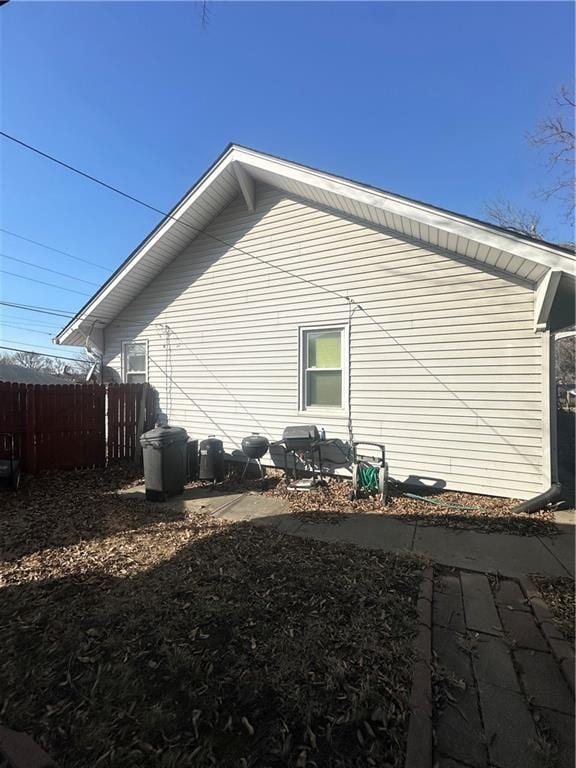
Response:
[301,327,345,409]
[122,341,147,384]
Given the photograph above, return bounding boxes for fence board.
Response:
[107,383,154,464]
[0,381,142,472]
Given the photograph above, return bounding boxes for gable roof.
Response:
[55,144,575,347]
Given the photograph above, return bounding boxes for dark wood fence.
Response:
[0,382,156,472]
[107,383,156,462]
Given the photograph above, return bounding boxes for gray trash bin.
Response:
[140,424,188,501]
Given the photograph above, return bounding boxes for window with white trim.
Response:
[122,341,147,384]
[301,327,345,409]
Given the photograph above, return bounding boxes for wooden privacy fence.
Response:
[0,382,156,473]
[107,383,156,462]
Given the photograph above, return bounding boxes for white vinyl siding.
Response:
[104,185,544,499]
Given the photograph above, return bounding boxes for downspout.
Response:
[511,328,563,514]
[510,483,563,514]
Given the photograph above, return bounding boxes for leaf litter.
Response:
[0,466,423,768]
[221,470,557,536]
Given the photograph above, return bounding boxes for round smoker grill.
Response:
[241,433,269,459]
[240,433,269,486]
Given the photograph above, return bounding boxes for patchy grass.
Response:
[222,471,557,536]
[0,468,422,768]
[531,576,575,642]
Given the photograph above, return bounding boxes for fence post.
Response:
[133,383,148,465]
[25,384,37,474]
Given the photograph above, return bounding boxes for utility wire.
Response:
[0,300,110,325]
[0,130,350,303]
[0,227,113,273]
[1,322,52,335]
[0,345,85,363]
[1,252,99,286]
[0,269,91,296]
[0,300,79,319]
[0,315,61,329]
[1,337,82,353]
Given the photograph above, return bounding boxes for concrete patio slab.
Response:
[119,485,574,578]
[413,525,571,577]
[119,483,241,514]
[292,514,416,552]
[537,530,575,577]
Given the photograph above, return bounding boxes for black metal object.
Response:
[241,434,269,459]
[139,425,188,501]
[0,433,21,491]
[240,434,269,486]
[282,424,320,453]
[273,425,328,489]
[199,436,225,483]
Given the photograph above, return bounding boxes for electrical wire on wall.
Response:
[347,296,355,449]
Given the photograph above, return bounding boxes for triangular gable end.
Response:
[55,144,575,347]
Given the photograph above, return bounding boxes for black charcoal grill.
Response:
[274,425,326,490]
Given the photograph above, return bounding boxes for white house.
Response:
[55,145,576,500]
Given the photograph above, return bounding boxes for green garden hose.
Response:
[356,467,491,513]
[401,491,489,512]
[358,463,380,491]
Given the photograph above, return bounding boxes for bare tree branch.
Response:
[528,85,575,219]
[484,199,546,239]
[11,350,50,370]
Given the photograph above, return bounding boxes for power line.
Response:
[0,228,113,273]
[1,322,52,336]
[1,253,99,286]
[1,338,81,353]
[0,345,84,363]
[0,269,91,296]
[0,300,78,319]
[0,130,349,303]
[0,300,108,324]
[0,315,61,328]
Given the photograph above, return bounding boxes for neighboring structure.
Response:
[0,362,72,385]
[55,146,576,499]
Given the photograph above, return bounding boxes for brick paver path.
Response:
[433,569,574,768]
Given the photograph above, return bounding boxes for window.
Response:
[301,327,346,410]
[122,341,147,384]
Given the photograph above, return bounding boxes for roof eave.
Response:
[54,144,575,347]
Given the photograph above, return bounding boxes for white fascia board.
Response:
[55,148,238,345]
[232,148,576,274]
[534,270,562,331]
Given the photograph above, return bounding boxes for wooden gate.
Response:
[107,383,156,462]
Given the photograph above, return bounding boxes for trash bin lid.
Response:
[140,424,188,447]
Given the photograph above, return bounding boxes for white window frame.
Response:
[298,323,349,414]
[121,339,149,384]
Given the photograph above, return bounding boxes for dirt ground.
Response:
[0,467,423,768]
[532,575,575,642]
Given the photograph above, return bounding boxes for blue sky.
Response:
[1,1,574,359]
